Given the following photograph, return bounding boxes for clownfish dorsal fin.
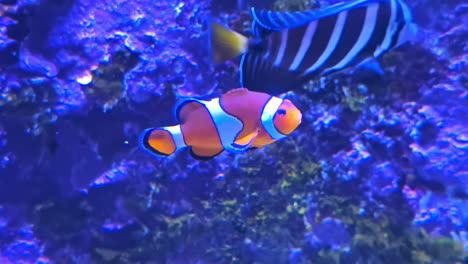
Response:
[190,146,224,161]
[174,99,204,124]
[225,88,250,96]
[227,130,259,153]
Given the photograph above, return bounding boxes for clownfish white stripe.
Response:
[374,0,397,57]
[325,4,379,74]
[289,21,317,71]
[273,30,289,67]
[162,125,186,149]
[201,98,244,150]
[261,97,286,140]
[304,10,348,75]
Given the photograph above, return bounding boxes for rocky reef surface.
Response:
[0,0,467,263]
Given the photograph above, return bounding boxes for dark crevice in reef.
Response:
[0,42,18,66]
[5,5,32,43]
[416,121,439,147]
[1,0,76,66]
[22,0,76,53]
[0,0,17,5]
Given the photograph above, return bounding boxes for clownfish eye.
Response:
[276,109,287,116]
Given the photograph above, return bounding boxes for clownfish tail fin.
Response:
[209,20,248,63]
[139,125,186,157]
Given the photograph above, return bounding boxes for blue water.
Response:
[0,0,466,263]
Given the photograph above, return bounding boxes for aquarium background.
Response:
[0,0,467,263]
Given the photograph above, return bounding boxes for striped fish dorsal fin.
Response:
[251,0,389,33]
[252,8,320,33]
[240,53,301,95]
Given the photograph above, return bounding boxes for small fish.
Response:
[210,0,418,95]
[140,88,302,161]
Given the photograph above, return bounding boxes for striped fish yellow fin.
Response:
[210,21,248,63]
[241,53,301,95]
[174,99,204,124]
[190,146,223,161]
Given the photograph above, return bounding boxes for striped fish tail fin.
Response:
[394,0,418,46]
[140,125,186,157]
[209,21,249,63]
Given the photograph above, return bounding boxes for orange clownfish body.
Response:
[140,88,302,161]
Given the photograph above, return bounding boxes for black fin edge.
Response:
[139,128,170,157]
[189,147,223,161]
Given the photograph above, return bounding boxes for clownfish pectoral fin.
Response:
[174,99,204,124]
[235,130,259,146]
[209,20,248,63]
[227,130,259,153]
[190,146,224,161]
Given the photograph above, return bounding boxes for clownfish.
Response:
[140,88,302,161]
[210,0,418,95]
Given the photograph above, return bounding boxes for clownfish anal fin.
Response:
[190,147,224,161]
[174,99,204,124]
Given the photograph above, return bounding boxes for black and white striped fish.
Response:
[210,0,418,95]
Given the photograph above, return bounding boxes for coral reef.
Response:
[0,0,467,263]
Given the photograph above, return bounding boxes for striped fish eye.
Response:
[276,109,287,116]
